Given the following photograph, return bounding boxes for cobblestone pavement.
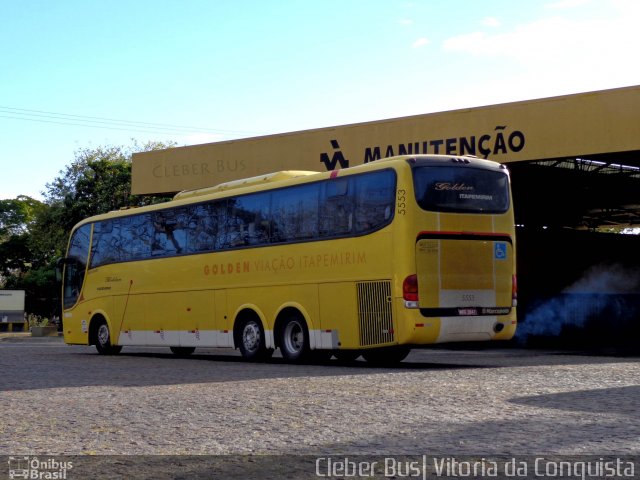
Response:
[1,337,638,459]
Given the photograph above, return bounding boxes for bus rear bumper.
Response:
[397,304,517,345]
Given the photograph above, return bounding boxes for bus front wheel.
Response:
[279,315,310,362]
[93,319,122,355]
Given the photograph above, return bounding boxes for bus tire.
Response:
[279,314,310,362]
[93,318,122,355]
[237,316,272,361]
[170,346,195,357]
[362,346,410,365]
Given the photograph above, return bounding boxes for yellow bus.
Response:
[60,154,517,363]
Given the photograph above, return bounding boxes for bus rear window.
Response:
[412,166,510,213]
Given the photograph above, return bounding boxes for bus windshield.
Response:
[412,165,510,214]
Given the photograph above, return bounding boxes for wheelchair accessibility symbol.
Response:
[494,242,507,260]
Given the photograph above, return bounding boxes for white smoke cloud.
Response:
[516,263,640,340]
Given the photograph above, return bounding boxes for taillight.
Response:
[512,274,518,307]
[403,274,419,308]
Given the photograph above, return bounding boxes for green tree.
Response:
[33,140,175,261]
[3,140,175,317]
[0,195,44,239]
[0,196,46,285]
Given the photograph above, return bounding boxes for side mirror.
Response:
[55,257,65,282]
[55,257,76,282]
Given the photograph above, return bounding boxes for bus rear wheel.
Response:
[279,315,309,362]
[237,317,272,361]
[170,346,195,357]
[94,319,122,355]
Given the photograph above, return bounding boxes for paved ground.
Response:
[1,336,638,478]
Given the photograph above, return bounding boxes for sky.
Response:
[1,0,639,200]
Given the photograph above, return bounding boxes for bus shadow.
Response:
[1,347,488,392]
[2,343,638,392]
[508,385,640,417]
[119,350,485,371]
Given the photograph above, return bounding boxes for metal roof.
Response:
[509,151,640,230]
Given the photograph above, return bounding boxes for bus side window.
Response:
[319,178,353,237]
[152,210,185,256]
[226,193,271,247]
[188,203,218,252]
[211,200,231,250]
[354,170,396,233]
[91,220,113,267]
[271,183,319,242]
[124,215,153,260]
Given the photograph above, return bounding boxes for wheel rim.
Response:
[242,321,261,354]
[97,324,109,346]
[283,320,304,354]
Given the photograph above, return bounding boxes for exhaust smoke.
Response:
[516,263,640,344]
